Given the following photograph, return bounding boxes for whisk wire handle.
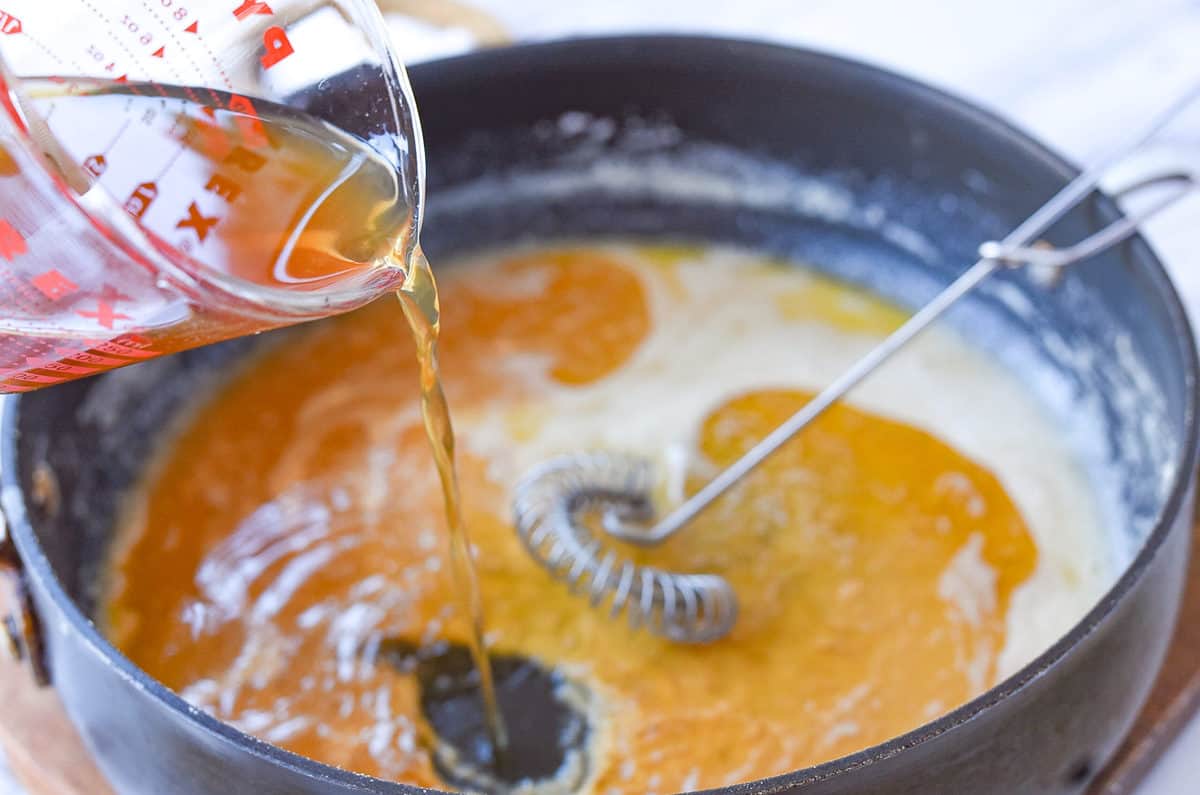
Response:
[608,98,1200,547]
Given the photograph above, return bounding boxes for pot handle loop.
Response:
[979,170,1197,279]
[0,505,50,687]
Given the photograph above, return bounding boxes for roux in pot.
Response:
[104,244,1107,793]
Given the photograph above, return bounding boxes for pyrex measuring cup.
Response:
[0,0,423,393]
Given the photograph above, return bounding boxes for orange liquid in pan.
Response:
[104,246,1038,793]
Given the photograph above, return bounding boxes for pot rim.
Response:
[3,34,1198,795]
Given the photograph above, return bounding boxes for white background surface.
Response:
[3,0,1199,792]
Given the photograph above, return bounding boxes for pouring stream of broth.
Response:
[395,249,510,762]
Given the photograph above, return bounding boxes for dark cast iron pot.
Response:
[1,36,1197,795]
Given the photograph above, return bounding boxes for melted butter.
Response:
[103,244,1100,793]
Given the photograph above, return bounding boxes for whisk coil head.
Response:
[512,453,737,644]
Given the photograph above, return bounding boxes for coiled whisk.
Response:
[512,453,738,644]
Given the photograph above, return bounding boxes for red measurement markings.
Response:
[131,1,209,108]
[231,1,294,70]
[64,349,128,367]
[75,285,133,329]
[228,94,268,148]
[125,181,159,218]
[0,9,21,34]
[76,303,131,329]
[38,335,155,378]
[98,285,132,304]
[184,111,235,165]
[39,360,98,376]
[9,372,66,385]
[83,154,108,177]
[30,269,79,300]
[232,1,271,19]
[227,145,265,172]
[117,14,156,50]
[0,359,70,390]
[171,141,265,244]
[184,10,232,93]
[78,0,163,95]
[95,334,157,358]
[102,12,168,98]
[177,201,218,242]
[0,218,27,261]
[260,26,292,68]
[206,172,241,202]
[2,365,56,396]
[184,20,197,33]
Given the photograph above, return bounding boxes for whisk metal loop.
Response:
[513,453,737,644]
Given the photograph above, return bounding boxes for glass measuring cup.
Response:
[0,0,423,392]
